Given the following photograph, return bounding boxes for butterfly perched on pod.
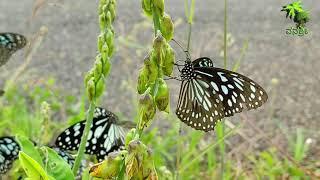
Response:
[55,107,130,162]
[0,33,27,67]
[175,57,268,132]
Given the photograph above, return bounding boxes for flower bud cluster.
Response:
[137,32,174,127]
[85,0,116,101]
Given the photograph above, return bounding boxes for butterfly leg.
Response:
[174,62,185,72]
[164,76,181,81]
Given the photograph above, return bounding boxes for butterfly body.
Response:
[0,33,27,66]
[176,57,268,132]
[55,107,125,162]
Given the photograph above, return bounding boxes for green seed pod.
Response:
[94,55,103,79]
[142,148,157,179]
[99,14,106,31]
[153,0,164,17]
[86,77,96,101]
[108,42,114,57]
[162,45,175,76]
[106,11,112,27]
[105,29,114,54]
[90,151,126,179]
[137,67,149,94]
[155,78,169,111]
[126,141,143,179]
[102,4,108,14]
[109,3,116,21]
[103,59,111,77]
[160,13,174,41]
[153,31,165,54]
[97,34,105,52]
[101,43,109,62]
[139,93,156,125]
[98,0,109,14]
[144,53,158,84]
[95,77,105,98]
[84,69,95,86]
[141,0,152,17]
[125,128,137,148]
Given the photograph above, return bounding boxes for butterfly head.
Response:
[181,61,194,80]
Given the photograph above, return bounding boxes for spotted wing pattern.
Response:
[0,33,27,66]
[55,107,125,162]
[176,57,268,132]
[0,136,20,174]
[192,57,214,67]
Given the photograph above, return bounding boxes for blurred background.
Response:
[0,0,319,179]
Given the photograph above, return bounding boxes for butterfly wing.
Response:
[176,65,268,131]
[0,33,27,66]
[0,137,20,174]
[55,107,125,160]
[55,120,86,151]
[96,124,125,162]
[192,57,214,67]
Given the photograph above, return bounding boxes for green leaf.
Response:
[81,168,90,180]
[19,152,53,180]
[16,135,44,167]
[42,147,75,180]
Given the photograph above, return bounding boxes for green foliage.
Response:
[281,1,304,19]
[248,149,306,178]
[19,151,53,180]
[15,135,75,179]
[289,128,310,163]
[75,0,117,175]
[16,136,43,167]
[281,1,310,27]
[41,147,75,180]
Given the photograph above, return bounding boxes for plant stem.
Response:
[175,125,182,180]
[223,0,228,69]
[72,102,96,175]
[221,0,228,178]
[152,4,161,36]
[176,1,194,179]
[187,23,192,52]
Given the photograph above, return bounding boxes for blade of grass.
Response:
[219,0,228,178]
[232,39,248,72]
[179,126,238,173]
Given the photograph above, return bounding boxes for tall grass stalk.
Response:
[72,0,116,175]
[217,0,228,178]
[72,103,95,174]
[174,1,195,179]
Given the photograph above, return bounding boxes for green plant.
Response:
[72,0,117,175]
[281,0,310,27]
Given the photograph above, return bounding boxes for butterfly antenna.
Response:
[172,38,191,61]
